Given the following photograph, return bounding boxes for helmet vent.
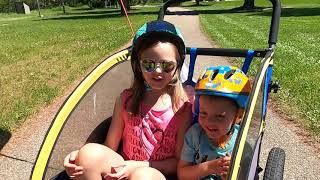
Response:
[224,69,236,79]
[211,69,219,80]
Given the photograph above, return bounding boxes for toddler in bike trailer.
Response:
[178,66,251,180]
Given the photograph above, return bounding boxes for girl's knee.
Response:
[76,143,123,170]
[129,167,166,180]
[76,143,106,167]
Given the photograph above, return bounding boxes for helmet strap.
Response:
[226,124,235,135]
[217,114,238,149]
[227,112,240,135]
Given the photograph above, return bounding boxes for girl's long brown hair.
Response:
[128,32,187,115]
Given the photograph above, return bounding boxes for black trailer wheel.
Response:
[263,147,285,180]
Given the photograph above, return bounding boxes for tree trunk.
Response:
[62,1,66,14]
[196,0,200,6]
[242,0,255,10]
[119,0,130,15]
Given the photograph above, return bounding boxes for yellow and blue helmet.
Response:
[195,66,251,109]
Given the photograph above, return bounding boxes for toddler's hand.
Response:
[63,150,83,179]
[208,153,231,177]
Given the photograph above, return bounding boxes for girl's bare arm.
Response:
[175,103,193,158]
[177,160,214,180]
[104,95,124,151]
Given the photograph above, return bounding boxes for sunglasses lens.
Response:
[141,61,155,72]
[140,60,176,73]
[162,62,176,73]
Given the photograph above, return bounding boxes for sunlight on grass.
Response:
[0,6,158,132]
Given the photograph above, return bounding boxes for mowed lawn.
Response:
[0,6,158,137]
[185,0,320,137]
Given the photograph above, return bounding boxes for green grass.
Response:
[184,0,320,137]
[0,6,158,135]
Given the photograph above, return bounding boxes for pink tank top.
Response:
[120,89,190,161]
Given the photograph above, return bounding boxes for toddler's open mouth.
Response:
[207,127,218,132]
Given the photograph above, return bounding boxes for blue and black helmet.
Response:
[131,20,186,61]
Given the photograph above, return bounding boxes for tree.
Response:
[195,0,200,6]
[118,0,130,15]
[62,0,66,14]
[242,0,255,10]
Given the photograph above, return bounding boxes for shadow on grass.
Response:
[145,7,254,17]
[182,3,210,7]
[39,5,320,21]
[40,9,159,20]
[73,7,95,11]
[38,6,255,21]
[0,128,12,150]
[51,5,320,20]
[62,9,120,16]
[249,7,320,17]
[206,6,269,13]
[167,6,268,16]
[166,10,199,15]
[181,6,320,17]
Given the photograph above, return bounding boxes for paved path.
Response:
[1,7,319,180]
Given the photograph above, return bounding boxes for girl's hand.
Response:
[104,160,148,180]
[63,150,83,179]
[208,153,231,177]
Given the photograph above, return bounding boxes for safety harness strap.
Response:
[242,49,255,74]
[184,47,197,87]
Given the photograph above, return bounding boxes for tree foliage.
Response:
[0,0,62,12]
[0,0,14,12]
[0,0,162,14]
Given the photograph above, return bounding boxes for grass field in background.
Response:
[0,6,158,138]
[184,0,320,137]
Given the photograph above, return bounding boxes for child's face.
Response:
[139,42,180,91]
[198,95,239,141]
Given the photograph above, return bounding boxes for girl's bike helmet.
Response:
[131,20,186,61]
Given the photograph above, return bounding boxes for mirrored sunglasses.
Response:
[140,60,177,73]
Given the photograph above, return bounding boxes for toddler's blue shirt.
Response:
[180,123,240,179]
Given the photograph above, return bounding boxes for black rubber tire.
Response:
[263,147,285,180]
